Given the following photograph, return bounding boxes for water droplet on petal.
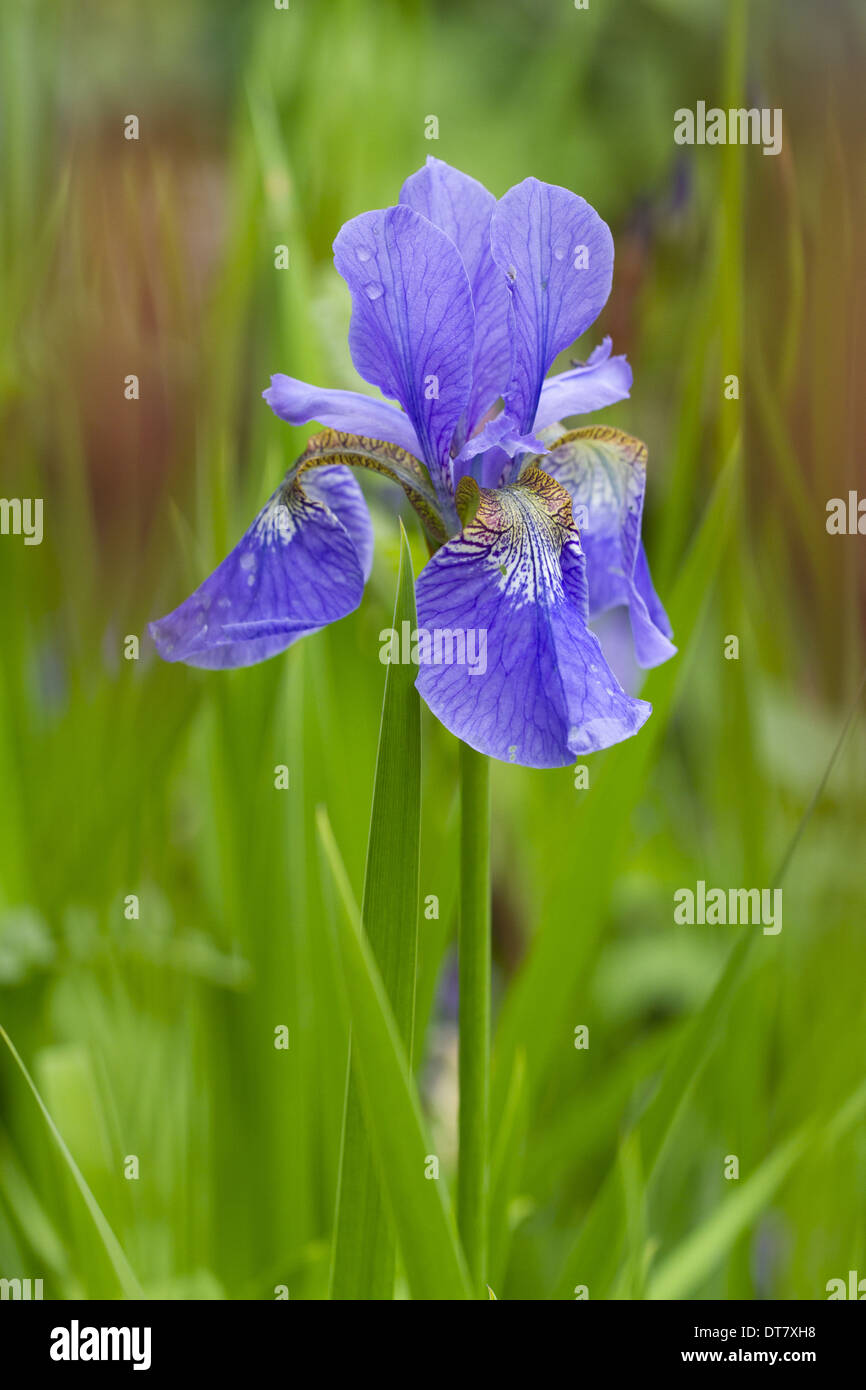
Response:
[364,281,384,301]
[356,247,372,263]
[553,243,567,262]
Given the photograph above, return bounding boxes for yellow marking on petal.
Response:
[287,428,447,544]
[455,474,481,528]
[551,424,648,472]
[458,465,578,605]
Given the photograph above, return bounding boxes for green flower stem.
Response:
[457,739,491,1291]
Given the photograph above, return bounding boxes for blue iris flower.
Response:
[150,158,676,768]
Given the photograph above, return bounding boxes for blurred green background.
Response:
[1,0,864,1300]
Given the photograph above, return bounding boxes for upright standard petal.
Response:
[542,426,676,668]
[333,203,474,497]
[264,375,422,459]
[414,466,650,768]
[400,157,511,439]
[533,337,632,432]
[148,469,371,670]
[491,178,614,434]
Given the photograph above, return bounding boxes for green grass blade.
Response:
[646,1132,806,1301]
[0,1136,70,1284]
[0,1026,144,1299]
[554,663,866,1299]
[555,932,754,1300]
[330,524,421,1300]
[317,809,472,1302]
[647,1079,866,1300]
[487,1048,528,1291]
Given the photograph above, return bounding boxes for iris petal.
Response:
[533,337,632,432]
[451,410,546,485]
[289,428,447,546]
[490,178,615,434]
[303,465,374,582]
[542,426,676,669]
[414,465,650,768]
[263,375,422,458]
[399,156,511,440]
[148,467,371,670]
[633,542,673,643]
[333,203,474,497]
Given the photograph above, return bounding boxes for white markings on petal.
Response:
[482,483,570,606]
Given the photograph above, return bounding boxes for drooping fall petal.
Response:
[414,466,650,767]
[542,426,675,668]
[149,468,372,669]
